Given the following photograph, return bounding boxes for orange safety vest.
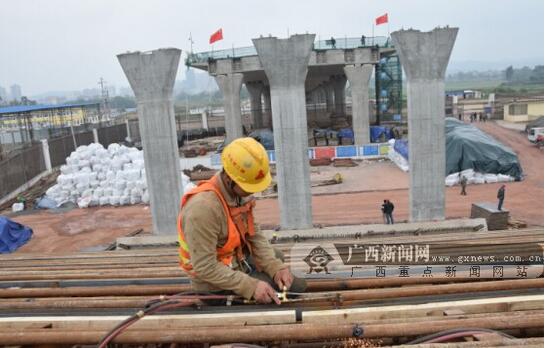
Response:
[177,175,256,276]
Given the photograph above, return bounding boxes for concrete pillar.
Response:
[215,73,243,143]
[201,111,209,130]
[318,86,326,104]
[332,75,347,116]
[246,81,264,129]
[253,34,314,230]
[313,89,322,104]
[263,86,272,128]
[125,119,131,141]
[344,64,373,145]
[391,27,458,222]
[324,83,334,112]
[92,128,99,143]
[70,125,77,149]
[41,139,52,173]
[117,48,183,235]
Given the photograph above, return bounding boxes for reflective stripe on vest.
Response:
[177,175,256,276]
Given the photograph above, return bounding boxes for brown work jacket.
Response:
[180,173,285,299]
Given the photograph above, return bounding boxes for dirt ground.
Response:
[10,121,543,253]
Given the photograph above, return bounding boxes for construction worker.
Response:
[460,175,468,195]
[497,184,506,211]
[178,137,306,304]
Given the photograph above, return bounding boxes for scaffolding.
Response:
[375,52,403,124]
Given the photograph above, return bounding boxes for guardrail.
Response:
[186,36,392,65]
[210,143,390,167]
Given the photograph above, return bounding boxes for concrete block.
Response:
[470,202,509,230]
[263,218,488,242]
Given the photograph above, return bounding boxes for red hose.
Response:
[98,295,238,347]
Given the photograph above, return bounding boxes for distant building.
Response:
[10,84,22,101]
[108,85,117,97]
[81,88,101,99]
[0,86,8,104]
[184,68,196,90]
[447,90,492,119]
[0,103,102,131]
[119,87,134,97]
[446,89,481,99]
[177,68,218,95]
[43,96,66,105]
[503,98,544,123]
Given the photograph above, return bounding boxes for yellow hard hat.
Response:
[221,137,272,193]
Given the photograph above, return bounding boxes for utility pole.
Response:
[98,77,111,123]
[188,32,194,53]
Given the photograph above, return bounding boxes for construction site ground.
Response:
[9,121,544,253]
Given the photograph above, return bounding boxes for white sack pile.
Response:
[45,143,194,208]
[444,169,515,187]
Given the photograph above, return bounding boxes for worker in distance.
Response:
[178,137,306,304]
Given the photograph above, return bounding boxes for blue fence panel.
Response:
[394,139,409,160]
[362,145,379,156]
[336,146,357,158]
[267,150,276,163]
[211,153,222,166]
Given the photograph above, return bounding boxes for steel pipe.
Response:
[0,314,541,345]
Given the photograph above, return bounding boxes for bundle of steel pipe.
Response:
[0,227,542,346]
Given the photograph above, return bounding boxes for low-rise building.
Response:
[503,98,544,123]
[447,90,495,119]
[0,103,102,131]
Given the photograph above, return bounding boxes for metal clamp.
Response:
[352,324,364,338]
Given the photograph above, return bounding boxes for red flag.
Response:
[375,13,388,25]
[209,28,223,44]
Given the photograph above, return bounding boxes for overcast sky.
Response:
[1,0,543,96]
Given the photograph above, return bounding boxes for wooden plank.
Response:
[302,295,544,323]
[0,310,540,332]
[0,314,541,345]
[0,310,296,330]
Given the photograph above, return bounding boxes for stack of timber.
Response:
[0,227,542,346]
[183,164,218,181]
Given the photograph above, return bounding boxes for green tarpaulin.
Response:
[445,118,523,179]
